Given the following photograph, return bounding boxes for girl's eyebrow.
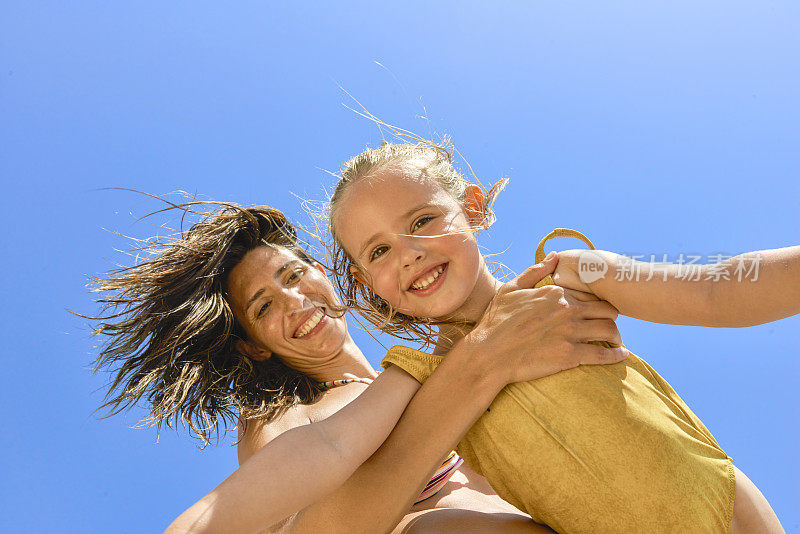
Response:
[357,203,429,258]
[400,203,430,221]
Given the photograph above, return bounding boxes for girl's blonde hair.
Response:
[327,138,507,346]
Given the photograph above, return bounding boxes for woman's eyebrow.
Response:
[246,288,266,315]
[245,260,301,314]
[275,259,301,277]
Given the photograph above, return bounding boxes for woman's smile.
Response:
[227,246,350,363]
[292,307,328,339]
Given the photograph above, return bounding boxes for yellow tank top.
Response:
[381,229,736,534]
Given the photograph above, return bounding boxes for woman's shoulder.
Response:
[236,402,314,465]
[236,382,369,464]
[304,379,371,423]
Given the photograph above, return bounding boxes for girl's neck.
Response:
[435,265,504,353]
[288,335,378,383]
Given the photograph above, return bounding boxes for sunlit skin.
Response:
[334,163,502,343]
[226,246,375,382]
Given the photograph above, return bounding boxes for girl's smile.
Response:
[408,263,448,294]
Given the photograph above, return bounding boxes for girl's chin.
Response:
[400,278,479,322]
[399,303,464,323]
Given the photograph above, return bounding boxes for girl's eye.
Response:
[412,216,434,232]
[370,245,389,261]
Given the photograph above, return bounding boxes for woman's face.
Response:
[226,245,349,365]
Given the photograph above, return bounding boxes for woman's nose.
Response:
[282,287,308,311]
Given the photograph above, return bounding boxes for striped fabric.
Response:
[320,376,464,505]
[413,450,464,504]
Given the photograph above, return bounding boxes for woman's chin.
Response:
[312,328,349,357]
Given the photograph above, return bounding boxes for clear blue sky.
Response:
[1,2,798,532]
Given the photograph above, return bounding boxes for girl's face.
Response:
[227,246,349,365]
[334,165,488,321]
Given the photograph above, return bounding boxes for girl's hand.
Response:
[466,253,628,385]
[551,251,593,293]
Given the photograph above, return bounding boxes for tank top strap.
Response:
[533,228,597,289]
[380,346,444,385]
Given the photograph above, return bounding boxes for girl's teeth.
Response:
[412,266,444,290]
[296,309,324,338]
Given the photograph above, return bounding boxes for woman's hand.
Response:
[466,253,628,385]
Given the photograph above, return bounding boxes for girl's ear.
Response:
[313,261,326,275]
[349,264,368,286]
[465,184,488,228]
[236,339,272,362]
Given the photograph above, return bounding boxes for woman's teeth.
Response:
[411,265,445,290]
[295,309,324,338]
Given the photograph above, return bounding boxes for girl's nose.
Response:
[400,236,426,268]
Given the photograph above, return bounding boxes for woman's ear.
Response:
[465,184,488,228]
[236,339,272,362]
[313,261,327,275]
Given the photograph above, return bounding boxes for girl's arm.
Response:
[554,246,800,327]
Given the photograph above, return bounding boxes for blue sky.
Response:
[1,2,798,532]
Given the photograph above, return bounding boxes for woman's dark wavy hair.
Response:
[85,202,326,446]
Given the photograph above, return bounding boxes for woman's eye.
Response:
[370,245,389,261]
[257,301,271,317]
[412,216,434,232]
[287,268,306,283]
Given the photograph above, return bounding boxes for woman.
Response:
[91,202,625,533]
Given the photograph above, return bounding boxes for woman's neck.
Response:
[289,335,378,383]
[435,265,504,353]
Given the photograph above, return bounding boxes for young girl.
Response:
[328,140,795,533]
[99,203,622,534]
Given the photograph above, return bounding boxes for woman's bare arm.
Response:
[553,246,800,327]
[165,366,421,533]
[705,246,800,326]
[286,341,509,533]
